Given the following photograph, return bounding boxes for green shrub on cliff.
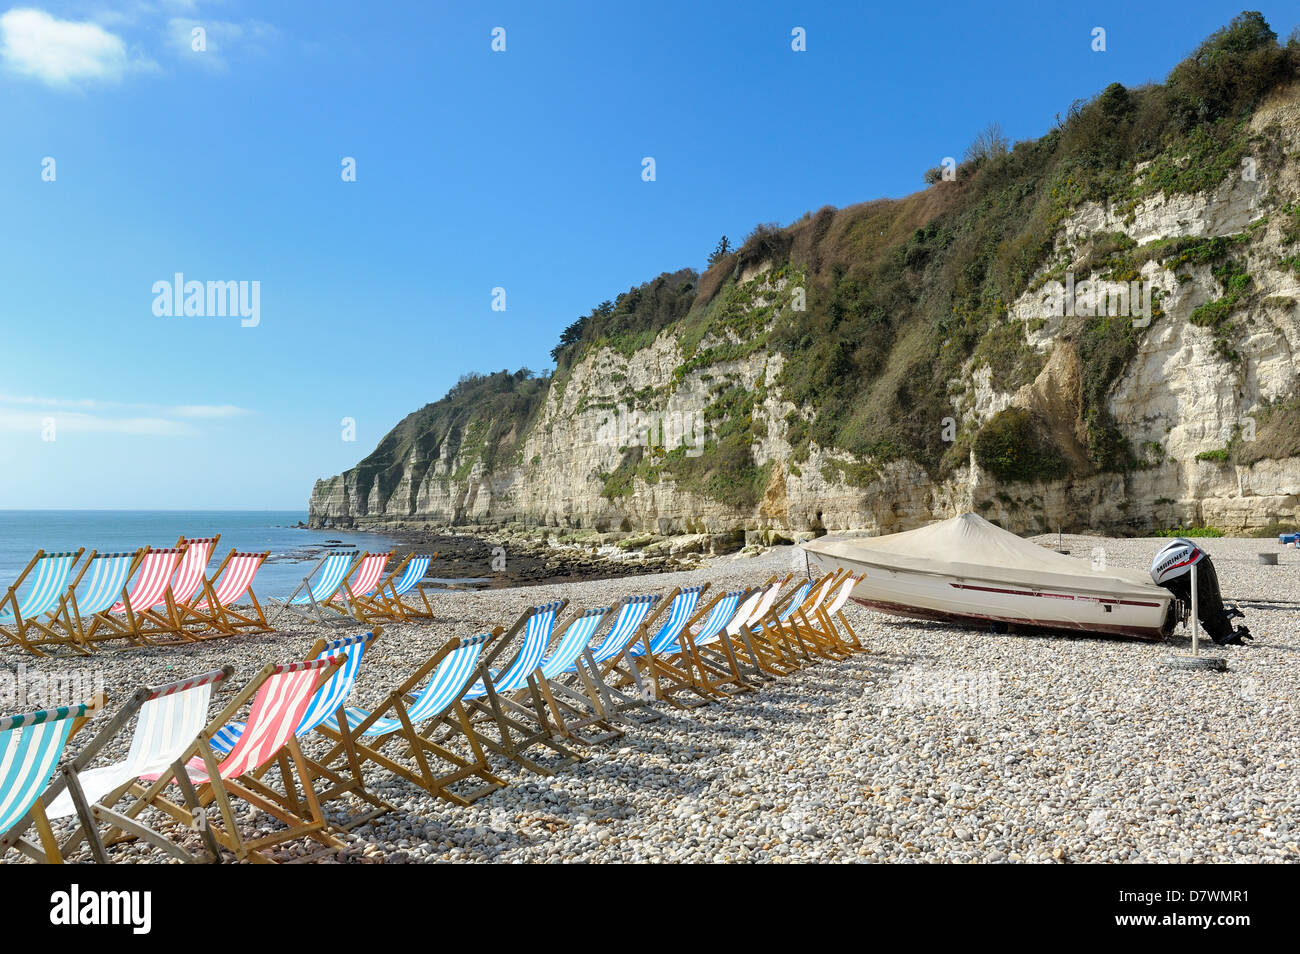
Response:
[973,408,1068,483]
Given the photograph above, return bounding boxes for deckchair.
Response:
[326,551,393,621]
[606,584,708,707]
[642,588,755,706]
[315,632,507,810]
[783,569,853,660]
[182,549,271,635]
[0,549,86,656]
[107,655,348,863]
[0,700,100,863]
[266,550,361,626]
[208,629,389,830]
[544,593,664,742]
[674,586,767,698]
[135,535,220,642]
[352,553,438,621]
[724,577,799,678]
[450,600,589,776]
[466,605,619,771]
[81,547,187,649]
[45,550,144,651]
[42,667,233,863]
[755,576,822,666]
[810,572,865,652]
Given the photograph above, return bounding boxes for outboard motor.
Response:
[1150,538,1252,645]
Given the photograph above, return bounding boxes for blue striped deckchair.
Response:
[546,593,664,739]
[451,600,589,775]
[473,605,618,770]
[759,577,816,666]
[352,553,437,621]
[653,588,758,705]
[315,631,507,807]
[0,549,86,656]
[0,702,96,863]
[266,550,361,626]
[47,550,144,652]
[595,586,709,717]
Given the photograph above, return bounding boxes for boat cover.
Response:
[801,512,1166,600]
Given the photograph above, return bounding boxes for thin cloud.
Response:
[165,15,277,67]
[0,407,193,436]
[0,393,253,420]
[0,7,152,87]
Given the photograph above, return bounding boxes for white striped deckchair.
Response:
[110,655,348,863]
[0,701,99,863]
[758,577,817,666]
[182,549,271,635]
[48,550,144,652]
[316,631,507,808]
[135,535,219,642]
[812,572,865,652]
[207,629,390,829]
[676,586,766,698]
[352,553,437,621]
[0,549,86,656]
[645,588,753,706]
[731,576,801,676]
[326,551,392,621]
[266,550,361,626]
[82,547,187,649]
[469,605,617,772]
[43,667,233,863]
[546,593,664,739]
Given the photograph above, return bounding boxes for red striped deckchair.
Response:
[326,551,393,622]
[106,656,347,863]
[81,547,187,649]
[181,549,271,635]
[137,535,219,642]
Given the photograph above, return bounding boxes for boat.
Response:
[799,512,1175,640]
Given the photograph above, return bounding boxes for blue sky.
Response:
[1,0,1295,509]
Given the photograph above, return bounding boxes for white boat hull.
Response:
[806,551,1173,641]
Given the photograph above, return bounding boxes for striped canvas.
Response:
[46,673,225,819]
[627,586,704,657]
[745,583,783,626]
[168,538,217,604]
[333,552,390,601]
[390,555,431,596]
[0,704,87,837]
[802,574,839,614]
[194,552,264,609]
[343,633,489,738]
[688,590,745,648]
[774,582,813,623]
[73,554,137,615]
[288,552,355,605]
[539,608,608,679]
[584,595,661,666]
[464,601,562,698]
[824,575,860,615]
[110,549,184,614]
[209,632,372,753]
[0,552,79,624]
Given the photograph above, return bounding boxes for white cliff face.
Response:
[310,93,1300,536]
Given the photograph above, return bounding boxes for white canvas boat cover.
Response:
[801,512,1166,600]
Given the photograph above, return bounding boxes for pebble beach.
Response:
[7,534,1298,864]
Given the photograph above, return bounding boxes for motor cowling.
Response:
[1150,538,1252,645]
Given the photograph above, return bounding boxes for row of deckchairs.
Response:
[0,568,866,863]
[0,541,441,656]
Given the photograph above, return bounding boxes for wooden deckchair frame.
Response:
[659,586,764,704]
[783,568,853,659]
[595,584,709,720]
[711,574,798,679]
[351,552,440,622]
[40,548,148,653]
[314,632,508,812]
[98,657,348,864]
[323,551,394,622]
[0,548,88,657]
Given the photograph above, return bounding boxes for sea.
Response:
[0,511,405,599]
